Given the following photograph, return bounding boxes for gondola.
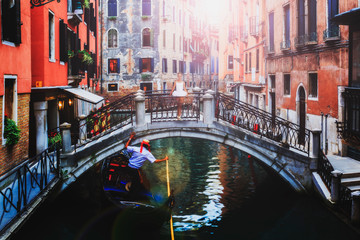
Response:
[101,150,174,226]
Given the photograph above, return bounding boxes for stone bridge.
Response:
[61,91,320,193]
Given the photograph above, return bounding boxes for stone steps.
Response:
[342,176,360,187]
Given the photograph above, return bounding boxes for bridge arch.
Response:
[62,121,311,193]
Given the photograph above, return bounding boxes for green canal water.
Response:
[13,138,360,240]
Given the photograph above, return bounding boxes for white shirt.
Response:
[127,146,156,169]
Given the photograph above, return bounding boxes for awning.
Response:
[241,83,264,89]
[332,8,360,25]
[63,88,104,104]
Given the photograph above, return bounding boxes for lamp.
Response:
[58,100,64,111]
[74,1,83,15]
[68,99,73,107]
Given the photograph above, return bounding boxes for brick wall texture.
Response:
[0,94,30,175]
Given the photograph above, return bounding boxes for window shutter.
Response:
[139,58,143,73]
[151,58,154,72]
[15,0,21,45]
[116,59,120,73]
[59,20,68,62]
[150,29,154,47]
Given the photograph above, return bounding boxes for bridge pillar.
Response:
[310,130,321,171]
[331,170,343,203]
[203,93,214,125]
[78,115,87,143]
[351,191,360,225]
[135,95,146,127]
[60,122,72,153]
[206,89,216,118]
[33,101,48,154]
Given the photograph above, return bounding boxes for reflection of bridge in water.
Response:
[0,90,338,238]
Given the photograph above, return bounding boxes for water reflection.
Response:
[13,137,360,240]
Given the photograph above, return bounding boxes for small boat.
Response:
[101,150,174,225]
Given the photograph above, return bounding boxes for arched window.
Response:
[142,0,151,16]
[108,29,118,48]
[142,28,152,47]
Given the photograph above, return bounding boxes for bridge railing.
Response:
[318,151,334,190]
[215,93,311,154]
[0,145,60,234]
[146,90,201,122]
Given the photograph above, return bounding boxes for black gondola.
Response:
[101,150,174,227]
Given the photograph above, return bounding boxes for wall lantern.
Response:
[68,98,73,107]
[58,100,64,111]
[74,1,83,15]
[30,0,60,8]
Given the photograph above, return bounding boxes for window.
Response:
[308,0,317,40]
[108,29,118,48]
[108,83,118,92]
[249,52,252,71]
[245,53,248,72]
[179,61,186,73]
[309,73,318,98]
[162,58,168,73]
[284,74,291,96]
[228,55,233,70]
[179,9,181,24]
[173,33,176,51]
[256,49,259,72]
[162,0,165,17]
[283,5,290,48]
[270,75,276,88]
[1,0,21,45]
[173,60,177,73]
[3,76,17,144]
[298,0,305,38]
[173,6,175,22]
[269,12,274,52]
[108,58,120,73]
[142,28,152,47]
[163,30,166,48]
[327,0,338,32]
[139,58,154,72]
[352,30,360,87]
[49,11,55,61]
[142,0,151,16]
[108,0,117,17]
[179,36,181,51]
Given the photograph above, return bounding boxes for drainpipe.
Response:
[100,0,103,94]
[325,114,328,155]
[321,112,324,150]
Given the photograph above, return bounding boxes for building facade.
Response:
[0,0,32,174]
[101,0,214,98]
[264,0,353,155]
[30,0,102,156]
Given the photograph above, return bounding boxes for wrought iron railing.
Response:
[280,39,291,50]
[0,146,60,234]
[337,88,360,142]
[318,150,334,190]
[338,184,352,218]
[215,93,311,154]
[323,25,340,41]
[74,92,136,148]
[147,91,201,122]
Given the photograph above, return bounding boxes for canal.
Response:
[13,138,360,240]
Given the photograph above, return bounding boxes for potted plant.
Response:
[78,50,94,65]
[83,0,90,9]
[68,50,75,59]
[4,116,21,147]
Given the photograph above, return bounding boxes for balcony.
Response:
[337,88,360,142]
[295,32,317,48]
[267,44,275,54]
[323,25,340,42]
[67,0,83,27]
[240,26,248,43]
[280,39,291,51]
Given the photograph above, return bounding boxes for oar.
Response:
[166,158,175,240]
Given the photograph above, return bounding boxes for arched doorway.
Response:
[298,86,306,145]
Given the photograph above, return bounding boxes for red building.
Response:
[30,0,102,156]
[0,0,32,174]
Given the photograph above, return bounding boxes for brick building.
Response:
[0,0,32,174]
[100,0,213,97]
[263,0,355,155]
